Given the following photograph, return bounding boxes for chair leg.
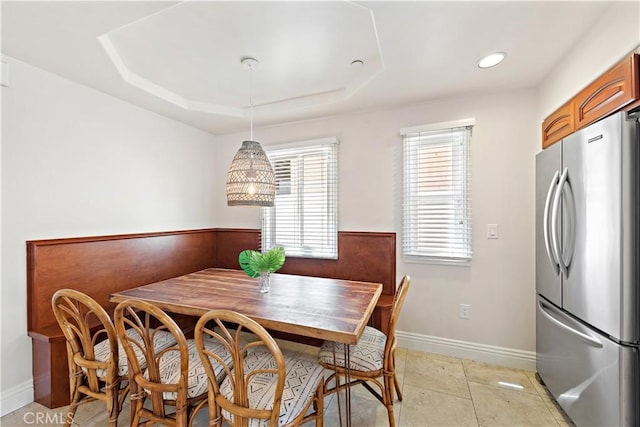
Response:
[117,382,129,412]
[393,372,403,402]
[64,360,82,427]
[315,379,324,427]
[383,373,396,427]
[389,350,403,403]
[63,389,81,427]
[129,391,145,427]
[175,403,188,427]
[107,387,119,427]
[322,372,338,396]
[206,387,223,427]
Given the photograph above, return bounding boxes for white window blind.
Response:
[262,139,338,259]
[402,121,473,263]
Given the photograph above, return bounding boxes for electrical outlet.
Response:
[459,304,470,319]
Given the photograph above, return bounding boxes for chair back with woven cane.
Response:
[194,309,325,427]
[51,289,127,427]
[318,275,410,427]
[114,299,209,427]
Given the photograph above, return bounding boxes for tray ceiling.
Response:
[1,1,616,136]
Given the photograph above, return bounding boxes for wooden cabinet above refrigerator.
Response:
[542,100,575,149]
[542,52,639,149]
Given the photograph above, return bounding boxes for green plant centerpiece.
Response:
[238,246,285,293]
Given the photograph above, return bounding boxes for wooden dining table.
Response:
[110,267,382,426]
[110,267,382,344]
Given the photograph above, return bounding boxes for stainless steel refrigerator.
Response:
[536,110,640,427]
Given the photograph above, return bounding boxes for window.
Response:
[401,119,473,263]
[262,138,338,259]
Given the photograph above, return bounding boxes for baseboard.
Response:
[0,379,34,417]
[396,331,536,371]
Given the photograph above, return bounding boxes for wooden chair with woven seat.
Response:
[317,275,410,427]
[114,299,233,427]
[51,289,130,427]
[194,309,326,427]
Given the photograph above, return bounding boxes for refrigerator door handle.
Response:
[538,299,603,348]
[543,170,561,274]
[551,167,569,277]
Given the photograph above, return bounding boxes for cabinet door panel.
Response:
[542,101,574,149]
[574,54,638,129]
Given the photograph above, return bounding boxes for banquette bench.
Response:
[27,228,396,408]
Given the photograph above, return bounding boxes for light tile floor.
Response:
[1,343,575,426]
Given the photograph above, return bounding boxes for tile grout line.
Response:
[462,357,482,427]
[529,373,570,426]
[526,372,563,426]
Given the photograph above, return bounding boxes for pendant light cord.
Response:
[249,62,254,141]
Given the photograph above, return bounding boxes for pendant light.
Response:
[226,57,276,207]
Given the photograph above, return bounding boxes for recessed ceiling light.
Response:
[477,52,506,69]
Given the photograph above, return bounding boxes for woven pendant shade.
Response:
[226,140,276,206]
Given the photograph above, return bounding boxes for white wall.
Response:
[0,57,217,415]
[537,1,640,122]
[216,89,540,359]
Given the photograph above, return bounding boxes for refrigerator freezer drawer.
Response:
[536,296,638,427]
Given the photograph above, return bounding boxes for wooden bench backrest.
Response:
[213,229,397,296]
[27,229,217,336]
[28,228,395,337]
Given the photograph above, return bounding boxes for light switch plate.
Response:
[487,224,498,239]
